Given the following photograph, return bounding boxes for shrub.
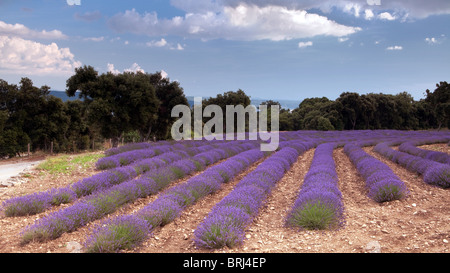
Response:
[84,215,150,253]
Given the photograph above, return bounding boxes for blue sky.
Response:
[0,0,449,102]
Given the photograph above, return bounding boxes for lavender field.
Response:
[1,130,449,253]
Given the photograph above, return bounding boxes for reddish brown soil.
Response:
[0,145,448,253]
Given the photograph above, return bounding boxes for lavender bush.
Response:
[398,141,450,165]
[285,143,345,231]
[84,215,150,253]
[374,142,449,188]
[344,143,409,202]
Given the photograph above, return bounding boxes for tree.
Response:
[66,66,162,146]
[425,81,450,130]
[148,72,189,140]
[0,78,76,156]
[202,89,252,134]
[66,66,192,145]
[337,92,361,130]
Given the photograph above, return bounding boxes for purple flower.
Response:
[135,196,183,228]
[194,206,251,249]
[21,202,98,243]
[346,143,409,202]
[2,191,52,217]
[84,215,150,253]
[423,164,450,188]
[286,143,344,230]
[286,189,345,230]
[368,179,409,202]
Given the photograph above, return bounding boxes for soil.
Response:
[0,145,449,254]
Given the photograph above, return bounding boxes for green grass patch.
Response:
[36,153,104,175]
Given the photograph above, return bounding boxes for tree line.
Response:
[1,66,189,157]
[1,64,448,158]
[277,82,449,132]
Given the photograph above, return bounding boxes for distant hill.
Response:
[186,96,301,110]
[50,91,81,101]
[50,91,301,110]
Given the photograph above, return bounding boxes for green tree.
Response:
[67,66,187,146]
[202,89,252,134]
[148,72,189,140]
[425,81,450,130]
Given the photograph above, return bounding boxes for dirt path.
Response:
[0,160,43,186]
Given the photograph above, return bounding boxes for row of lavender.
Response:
[344,143,409,202]
[1,140,232,217]
[285,143,345,230]
[374,142,450,188]
[398,141,450,165]
[20,140,262,244]
[96,140,219,170]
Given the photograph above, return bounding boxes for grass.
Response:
[287,201,339,230]
[36,153,104,175]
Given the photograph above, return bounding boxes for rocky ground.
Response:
[0,144,448,254]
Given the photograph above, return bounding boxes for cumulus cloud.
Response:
[184,0,450,22]
[107,63,120,74]
[108,4,361,41]
[125,63,145,73]
[425,37,438,45]
[364,9,375,20]
[160,69,169,79]
[146,38,185,50]
[386,45,403,50]
[425,35,445,45]
[107,63,145,74]
[298,41,313,48]
[0,35,81,75]
[378,12,396,21]
[0,20,67,40]
[146,38,168,47]
[84,36,104,42]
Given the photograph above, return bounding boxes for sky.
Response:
[0,0,449,102]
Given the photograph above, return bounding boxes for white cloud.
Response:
[146,38,184,50]
[146,38,168,47]
[108,4,361,41]
[219,0,450,20]
[160,70,169,79]
[386,45,403,50]
[378,12,396,21]
[425,35,445,45]
[108,63,145,74]
[298,41,313,48]
[84,36,104,42]
[425,37,438,45]
[107,63,120,75]
[364,9,375,20]
[124,63,145,73]
[0,20,67,40]
[174,43,184,50]
[343,3,362,17]
[0,35,81,75]
[338,37,349,42]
